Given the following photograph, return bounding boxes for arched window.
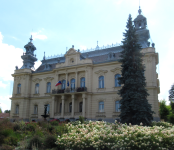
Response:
[35,83,39,94]
[79,102,83,112]
[80,77,85,88]
[17,84,21,94]
[47,82,51,93]
[69,102,72,112]
[16,105,19,114]
[59,103,62,113]
[34,105,38,114]
[115,74,121,87]
[115,101,121,112]
[99,76,104,88]
[61,80,66,89]
[71,79,75,89]
[99,101,104,112]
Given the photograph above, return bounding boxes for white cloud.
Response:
[0,95,11,112]
[0,81,7,88]
[32,29,47,40]
[158,32,174,105]
[0,32,24,81]
[34,61,42,70]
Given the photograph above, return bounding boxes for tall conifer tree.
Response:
[118,14,154,125]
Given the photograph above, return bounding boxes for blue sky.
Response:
[0,0,173,112]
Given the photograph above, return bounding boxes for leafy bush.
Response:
[51,120,59,126]
[0,144,15,150]
[151,121,172,128]
[3,136,18,146]
[56,121,174,150]
[47,125,55,133]
[25,123,35,132]
[27,135,43,149]
[44,135,57,148]
[79,116,84,124]
[159,100,170,121]
[168,113,174,124]
[13,124,20,131]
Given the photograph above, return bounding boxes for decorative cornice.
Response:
[32,78,42,83]
[14,76,22,82]
[44,77,54,82]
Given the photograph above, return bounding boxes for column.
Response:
[85,70,88,89]
[71,94,75,118]
[51,96,55,118]
[66,73,68,88]
[75,72,78,88]
[82,94,86,117]
[61,95,65,118]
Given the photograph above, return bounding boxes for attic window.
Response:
[70,58,74,64]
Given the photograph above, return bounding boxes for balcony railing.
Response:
[54,112,61,116]
[74,112,82,116]
[64,112,71,116]
[96,112,106,117]
[13,113,19,117]
[52,87,87,94]
[52,89,65,94]
[31,114,38,118]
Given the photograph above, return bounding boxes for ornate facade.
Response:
[10,8,160,122]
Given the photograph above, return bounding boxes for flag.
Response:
[67,81,69,87]
[55,81,62,86]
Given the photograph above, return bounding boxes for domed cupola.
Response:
[133,7,150,48]
[20,35,37,69]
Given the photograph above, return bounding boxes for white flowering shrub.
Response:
[55,121,174,150]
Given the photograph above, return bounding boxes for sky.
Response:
[0,0,173,112]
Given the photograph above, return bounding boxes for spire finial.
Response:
[43,51,45,60]
[29,35,33,42]
[138,0,142,15]
[97,41,98,46]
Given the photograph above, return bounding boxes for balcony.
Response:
[31,114,38,118]
[65,87,87,93]
[13,113,19,117]
[74,112,82,116]
[52,89,65,94]
[96,112,106,117]
[54,112,61,116]
[112,112,120,118]
[64,112,71,116]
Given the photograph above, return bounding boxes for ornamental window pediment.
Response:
[32,78,42,83]
[44,77,54,82]
[110,67,121,74]
[95,70,108,76]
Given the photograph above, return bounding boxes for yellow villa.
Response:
[10,8,160,122]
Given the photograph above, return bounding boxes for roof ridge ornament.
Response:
[29,35,33,43]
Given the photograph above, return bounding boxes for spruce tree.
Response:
[118,14,154,126]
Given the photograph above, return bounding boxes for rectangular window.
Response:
[34,105,38,114]
[60,103,62,113]
[16,105,19,114]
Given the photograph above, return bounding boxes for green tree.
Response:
[159,100,170,121]
[118,14,154,126]
[0,108,2,113]
[169,84,174,101]
[4,110,10,113]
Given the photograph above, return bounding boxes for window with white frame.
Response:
[115,74,121,87]
[69,102,72,112]
[17,84,21,94]
[47,82,51,93]
[80,77,85,87]
[99,76,104,88]
[79,102,83,112]
[35,83,39,94]
[99,101,104,112]
[61,80,66,89]
[16,105,19,114]
[34,105,38,114]
[115,101,121,112]
[71,79,75,89]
